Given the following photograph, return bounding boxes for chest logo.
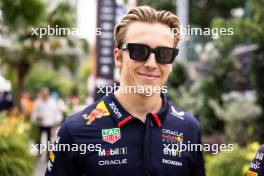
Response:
[102,128,121,144]
[162,129,184,143]
[171,106,184,120]
[83,101,110,125]
[109,101,122,118]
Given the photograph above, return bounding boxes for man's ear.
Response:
[113,48,122,69]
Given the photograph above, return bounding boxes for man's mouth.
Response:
[137,72,160,81]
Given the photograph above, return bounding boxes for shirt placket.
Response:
[142,114,161,176]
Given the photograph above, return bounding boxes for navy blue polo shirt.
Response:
[247,145,264,176]
[45,93,205,176]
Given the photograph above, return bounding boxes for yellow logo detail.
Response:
[96,101,110,116]
[50,151,55,162]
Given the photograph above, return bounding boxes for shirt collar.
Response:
[103,93,170,128]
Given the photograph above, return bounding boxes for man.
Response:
[247,145,264,176]
[32,87,62,153]
[45,6,205,176]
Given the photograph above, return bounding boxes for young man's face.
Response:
[114,22,175,95]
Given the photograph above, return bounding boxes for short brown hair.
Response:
[114,5,181,48]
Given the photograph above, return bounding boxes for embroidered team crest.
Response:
[83,101,110,125]
[102,128,121,144]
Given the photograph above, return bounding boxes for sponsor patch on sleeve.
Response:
[247,170,258,176]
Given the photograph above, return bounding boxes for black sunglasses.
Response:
[119,43,179,64]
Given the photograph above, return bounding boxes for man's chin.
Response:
[135,91,155,97]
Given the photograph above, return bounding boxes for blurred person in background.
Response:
[31,87,62,154]
[51,91,66,137]
[20,91,35,119]
[69,95,82,113]
[247,144,264,176]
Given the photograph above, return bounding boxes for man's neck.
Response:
[114,90,162,122]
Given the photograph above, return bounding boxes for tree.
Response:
[24,64,74,97]
[247,0,264,143]
[209,97,261,145]
[0,0,89,106]
[168,61,188,89]
[138,0,244,27]
[138,0,176,13]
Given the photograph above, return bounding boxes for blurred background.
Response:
[0,0,263,175]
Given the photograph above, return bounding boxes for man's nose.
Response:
[144,53,158,69]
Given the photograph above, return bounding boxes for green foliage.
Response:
[209,97,261,144]
[206,142,260,176]
[139,0,244,27]
[169,52,240,134]
[138,0,176,13]
[211,17,248,53]
[48,2,76,28]
[168,61,188,89]
[210,0,264,142]
[205,57,239,96]
[168,82,203,116]
[247,0,264,142]
[250,52,264,142]
[0,116,35,176]
[210,97,261,122]
[250,50,264,110]
[190,0,244,28]
[0,0,46,28]
[197,49,239,134]
[168,81,224,134]
[25,64,74,97]
[0,0,89,106]
[29,122,40,144]
[247,0,264,48]
[0,134,34,176]
[199,99,223,134]
[75,60,92,99]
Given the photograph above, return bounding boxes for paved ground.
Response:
[34,156,48,176]
[32,132,49,176]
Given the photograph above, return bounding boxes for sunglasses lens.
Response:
[128,44,149,61]
[157,48,175,64]
[124,43,178,64]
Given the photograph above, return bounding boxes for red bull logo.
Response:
[83,101,110,125]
